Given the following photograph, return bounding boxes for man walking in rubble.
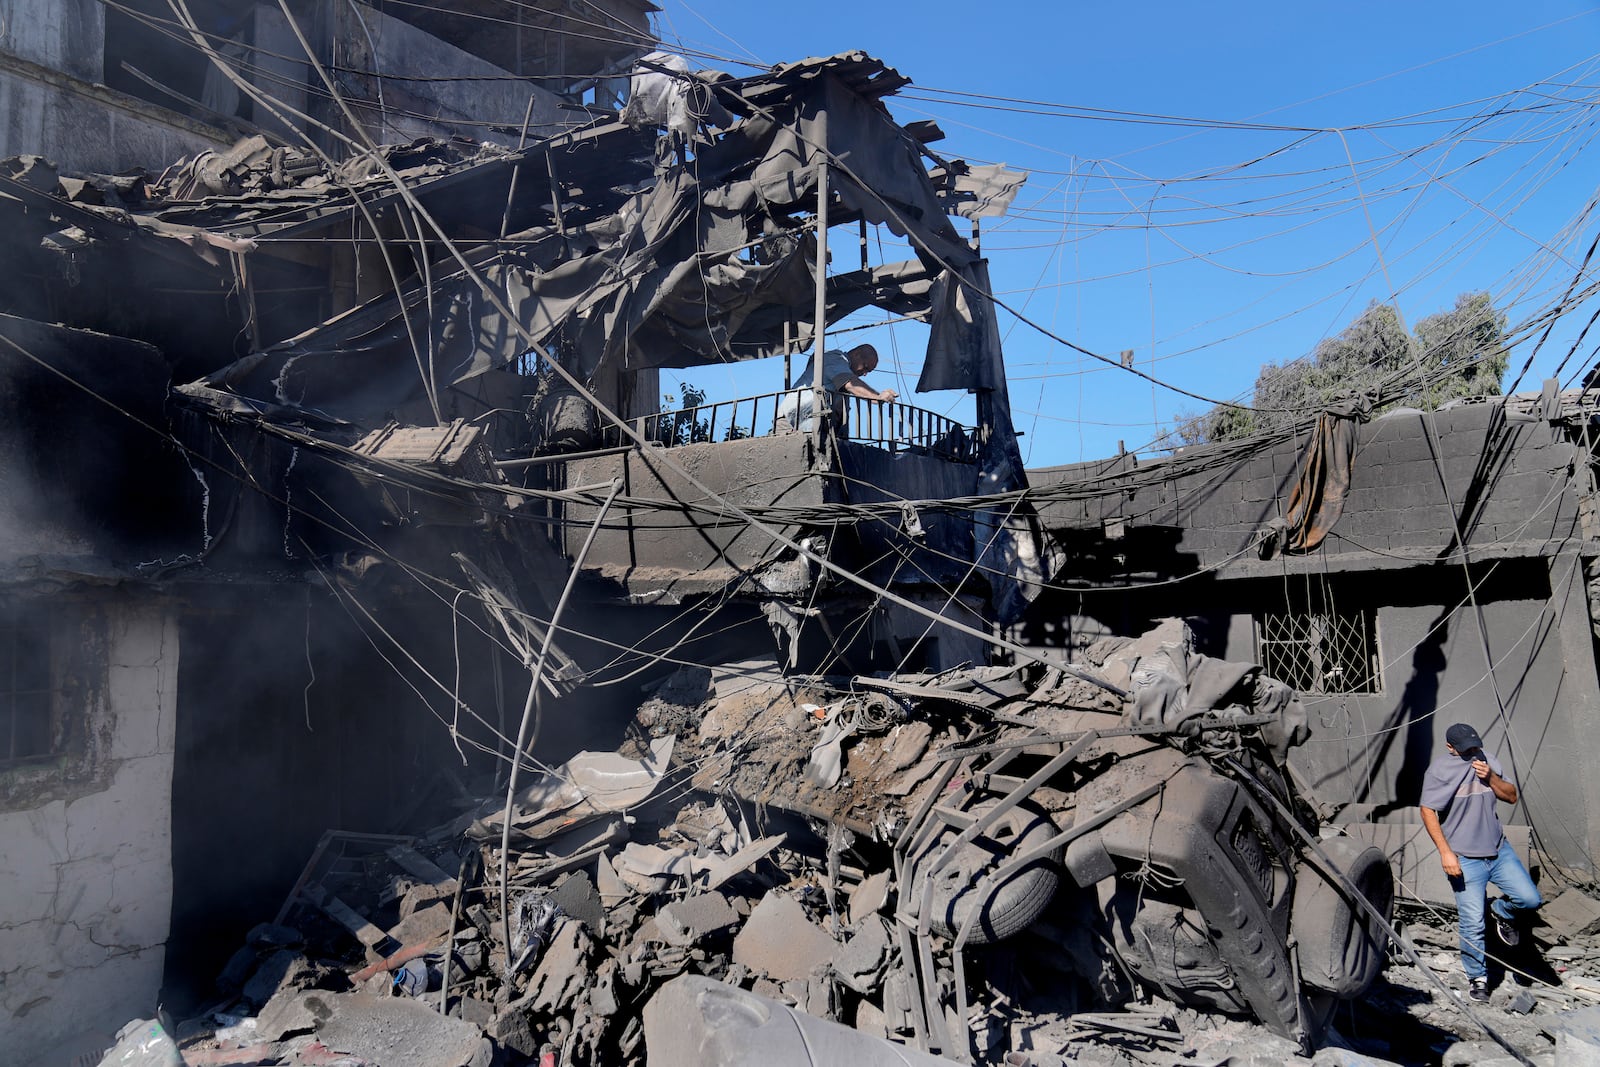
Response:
[778,343,897,432]
[1420,722,1542,1003]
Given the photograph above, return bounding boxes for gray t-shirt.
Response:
[777,349,855,430]
[1420,749,1507,858]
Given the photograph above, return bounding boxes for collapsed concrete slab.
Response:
[645,975,963,1067]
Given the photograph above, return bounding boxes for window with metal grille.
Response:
[0,618,55,764]
[1255,608,1380,695]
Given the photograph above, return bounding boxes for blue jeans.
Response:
[1451,837,1542,979]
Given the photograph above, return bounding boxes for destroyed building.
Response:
[1023,393,1600,887]
[3,9,1598,1067]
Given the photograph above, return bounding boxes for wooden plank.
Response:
[320,894,388,948]
[386,845,461,894]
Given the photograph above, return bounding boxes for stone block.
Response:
[1540,887,1600,939]
[656,893,739,947]
[304,992,492,1067]
[732,891,838,982]
[242,949,313,1007]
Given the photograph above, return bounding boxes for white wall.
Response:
[0,598,180,1064]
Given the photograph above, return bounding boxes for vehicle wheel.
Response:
[914,798,1062,945]
[1291,838,1393,998]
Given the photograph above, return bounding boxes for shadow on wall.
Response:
[1368,609,1449,817]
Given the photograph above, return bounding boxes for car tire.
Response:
[914,798,1063,945]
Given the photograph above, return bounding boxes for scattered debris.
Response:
[11,23,1591,1067]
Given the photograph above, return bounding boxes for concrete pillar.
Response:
[1547,549,1600,877]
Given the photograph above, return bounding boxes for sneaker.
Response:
[1469,977,1490,1003]
[1493,911,1521,947]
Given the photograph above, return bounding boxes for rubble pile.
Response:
[98,630,1600,1067]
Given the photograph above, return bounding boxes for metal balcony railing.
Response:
[611,389,974,461]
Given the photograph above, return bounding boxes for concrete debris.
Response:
[1541,887,1600,940]
[656,892,741,947]
[521,918,593,1014]
[91,630,1600,1067]
[832,916,892,993]
[644,975,963,1066]
[1557,1032,1600,1067]
[240,951,322,1009]
[308,993,492,1067]
[732,892,841,982]
[849,868,892,924]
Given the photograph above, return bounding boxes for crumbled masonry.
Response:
[128,636,1600,1066]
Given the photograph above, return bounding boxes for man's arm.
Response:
[1472,757,1518,804]
[1420,806,1461,877]
[838,376,897,403]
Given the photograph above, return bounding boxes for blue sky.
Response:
[638,2,1600,466]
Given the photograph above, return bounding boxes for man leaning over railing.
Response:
[776,343,897,433]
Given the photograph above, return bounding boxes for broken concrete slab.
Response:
[644,975,963,1066]
[849,869,891,925]
[387,901,453,947]
[1558,1032,1600,1067]
[523,917,592,1014]
[1541,887,1600,940]
[701,833,787,891]
[657,892,741,947]
[306,992,491,1067]
[241,950,317,1008]
[832,916,891,994]
[732,891,838,981]
[549,870,604,931]
[256,988,323,1042]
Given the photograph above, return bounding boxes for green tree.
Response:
[1174,293,1508,445]
[659,382,712,445]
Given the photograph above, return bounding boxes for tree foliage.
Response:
[1174,293,1509,445]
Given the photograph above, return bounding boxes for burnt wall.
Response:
[561,435,825,598]
[0,593,179,1064]
[1031,401,1582,578]
[0,314,202,576]
[163,579,510,1012]
[1023,404,1600,872]
[834,443,976,590]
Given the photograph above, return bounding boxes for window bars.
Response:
[1256,608,1380,695]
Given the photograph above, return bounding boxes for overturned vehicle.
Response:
[653,619,1396,1060]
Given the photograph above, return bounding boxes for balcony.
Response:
[607,389,974,463]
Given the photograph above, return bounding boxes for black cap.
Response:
[1446,722,1484,752]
